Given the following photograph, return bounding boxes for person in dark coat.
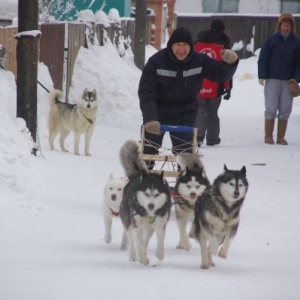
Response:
[138,27,238,168]
[194,19,233,146]
[258,13,300,145]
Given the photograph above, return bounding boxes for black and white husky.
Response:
[173,152,210,250]
[119,140,172,265]
[192,165,249,269]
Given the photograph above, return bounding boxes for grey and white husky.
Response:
[173,152,210,251]
[119,140,172,265]
[48,88,98,156]
[192,164,249,269]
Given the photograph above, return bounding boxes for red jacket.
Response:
[194,42,230,98]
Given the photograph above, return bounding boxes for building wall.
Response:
[175,0,281,14]
[175,0,202,13]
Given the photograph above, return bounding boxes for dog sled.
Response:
[140,124,198,180]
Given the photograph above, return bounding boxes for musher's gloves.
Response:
[144,121,161,135]
[220,49,238,64]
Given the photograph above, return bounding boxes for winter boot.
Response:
[264,119,275,144]
[276,119,288,145]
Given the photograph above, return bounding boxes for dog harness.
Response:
[172,191,196,210]
[210,193,242,223]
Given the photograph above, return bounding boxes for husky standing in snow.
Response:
[119,140,172,265]
[48,88,98,156]
[192,164,249,269]
[173,152,210,251]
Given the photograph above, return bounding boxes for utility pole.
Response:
[16,0,40,155]
[134,0,147,70]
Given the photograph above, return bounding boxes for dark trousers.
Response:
[195,97,221,143]
[143,130,194,156]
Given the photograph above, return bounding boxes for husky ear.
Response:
[92,89,97,95]
[109,173,114,180]
[82,88,88,97]
[240,166,246,175]
[224,164,228,171]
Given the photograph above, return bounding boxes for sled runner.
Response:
[140,125,198,179]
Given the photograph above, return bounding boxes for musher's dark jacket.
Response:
[138,46,238,126]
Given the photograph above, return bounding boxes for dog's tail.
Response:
[119,140,148,179]
[48,89,64,107]
[177,152,205,174]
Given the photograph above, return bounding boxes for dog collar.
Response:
[212,200,238,223]
[110,208,119,217]
[148,216,156,223]
[81,111,94,124]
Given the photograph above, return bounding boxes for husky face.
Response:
[136,172,169,218]
[218,165,248,204]
[104,174,128,211]
[137,188,167,218]
[176,168,210,202]
[79,88,98,110]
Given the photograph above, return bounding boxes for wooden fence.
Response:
[0,26,18,76]
[0,19,136,99]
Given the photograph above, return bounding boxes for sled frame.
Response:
[140,125,198,179]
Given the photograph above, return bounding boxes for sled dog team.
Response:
[104,139,249,270]
[46,89,249,269]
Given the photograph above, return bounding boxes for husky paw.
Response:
[129,253,136,262]
[218,248,228,259]
[200,263,209,269]
[155,249,164,260]
[139,256,150,265]
[120,243,127,250]
[104,234,112,244]
[85,152,91,156]
[176,241,191,251]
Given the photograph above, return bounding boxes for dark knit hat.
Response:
[211,19,225,32]
[275,13,296,33]
[167,27,193,49]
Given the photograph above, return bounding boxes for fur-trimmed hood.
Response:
[275,13,296,34]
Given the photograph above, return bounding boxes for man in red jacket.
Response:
[194,19,233,147]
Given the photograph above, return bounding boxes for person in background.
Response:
[138,27,238,168]
[258,13,300,145]
[194,19,232,147]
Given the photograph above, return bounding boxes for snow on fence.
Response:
[0,19,135,99]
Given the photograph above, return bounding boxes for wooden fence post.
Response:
[134,0,146,70]
[16,0,40,154]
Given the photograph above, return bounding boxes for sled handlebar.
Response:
[160,125,194,133]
